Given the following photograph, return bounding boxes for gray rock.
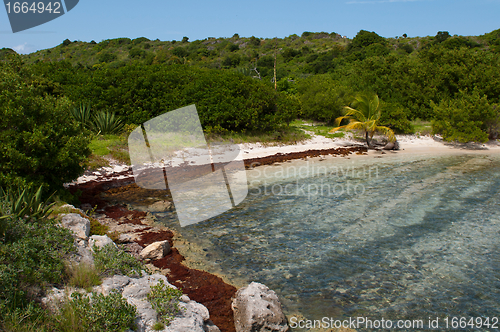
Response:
[383,141,400,150]
[97,275,132,295]
[73,239,94,265]
[123,274,171,331]
[89,235,116,251]
[43,272,219,332]
[61,213,90,240]
[232,282,289,332]
[140,240,171,260]
[164,300,213,332]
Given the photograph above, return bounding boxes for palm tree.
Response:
[329,93,396,148]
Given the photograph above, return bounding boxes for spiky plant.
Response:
[90,111,125,135]
[329,93,396,148]
[71,103,93,130]
[0,185,56,222]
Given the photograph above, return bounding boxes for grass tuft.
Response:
[66,263,101,291]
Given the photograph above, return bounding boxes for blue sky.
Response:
[1,0,499,54]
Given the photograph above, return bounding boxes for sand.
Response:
[68,133,500,186]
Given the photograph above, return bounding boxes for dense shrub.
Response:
[0,216,75,313]
[93,244,144,277]
[0,57,91,193]
[379,101,414,134]
[432,88,497,142]
[55,291,137,332]
[33,62,289,132]
[297,75,353,124]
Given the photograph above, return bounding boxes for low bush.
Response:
[93,244,144,277]
[0,216,75,324]
[66,262,102,291]
[54,290,137,332]
[147,279,183,326]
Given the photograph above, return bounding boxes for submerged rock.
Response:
[232,282,289,332]
[148,200,174,213]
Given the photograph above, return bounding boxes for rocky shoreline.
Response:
[65,146,366,331]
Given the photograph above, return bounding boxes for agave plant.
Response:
[0,185,56,222]
[90,111,125,135]
[71,102,93,130]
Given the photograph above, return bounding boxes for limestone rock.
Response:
[140,240,171,260]
[61,213,90,240]
[164,300,217,332]
[232,282,289,332]
[148,200,173,213]
[43,272,220,332]
[89,235,116,251]
[97,275,132,295]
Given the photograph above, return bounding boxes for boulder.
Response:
[383,141,400,150]
[232,282,289,332]
[165,300,219,332]
[89,235,116,251]
[61,213,90,240]
[148,200,174,213]
[140,240,171,260]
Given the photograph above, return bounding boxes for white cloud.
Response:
[12,42,35,54]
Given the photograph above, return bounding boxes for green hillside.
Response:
[20,30,493,80]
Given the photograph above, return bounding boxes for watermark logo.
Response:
[248,161,380,200]
[4,0,79,33]
[128,105,248,227]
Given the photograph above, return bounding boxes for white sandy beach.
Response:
[237,132,500,160]
[69,133,500,185]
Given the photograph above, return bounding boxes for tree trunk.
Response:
[365,131,372,149]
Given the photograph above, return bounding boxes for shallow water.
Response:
[158,152,500,331]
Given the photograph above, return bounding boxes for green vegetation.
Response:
[66,262,102,291]
[0,57,91,196]
[0,185,55,223]
[0,186,147,331]
[412,119,432,136]
[147,279,183,326]
[330,94,396,148]
[0,205,75,330]
[53,291,137,332]
[88,134,130,169]
[432,88,497,142]
[291,119,345,139]
[1,27,500,329]
[93,244,144,277]
[4,28,498,153]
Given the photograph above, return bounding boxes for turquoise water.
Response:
[159,152,500,330]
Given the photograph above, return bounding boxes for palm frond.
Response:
[331,93,396,147]
[375,125,396,142]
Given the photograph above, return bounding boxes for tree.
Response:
[329,93,396,148]
[297,75,352,123]
[431,88,497,142]
[435,31,451,43]
[0,57,91,193]
[349,30,387,50]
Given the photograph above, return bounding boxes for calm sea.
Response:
[158,151,500,331]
